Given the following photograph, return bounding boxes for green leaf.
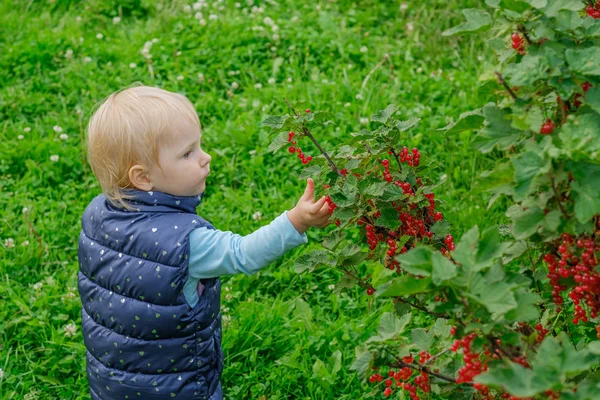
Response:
[566,47,600,76]
[371,104,399,124]
[364,182,388,197]
[586,88,600,114]
[531,335,600,381]
[442,9,492,36]
[322,231,346,251]
[542,0,584,17]
[350,345,374,379]
[558,113,600,156]
[391,117,421,131]
[374,204,401,231]
[368,312,411,342]
[262,115,289,128]
[268,131,291,153]
[571,181,600,224]
[299,165,322,180]
[475,363,542,396]
[452,226,479,271]
[293,298,313,322]
[431,251,457,285]
[294,250,330,273]
[510,206,545,240]
[395,247,433,276]
[430,219,452,238]
[512,151,550,201]
[377,276,434,297]
[473,104,522,153]
[502,240,528,264]
[469,275,518,315]
[505,55,550,88]
[411,328,434,350]
[505,289,541,322]
[440,107,485,134]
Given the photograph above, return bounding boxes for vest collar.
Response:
[122,190,203,214]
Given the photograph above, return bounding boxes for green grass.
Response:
[0,0,508,398]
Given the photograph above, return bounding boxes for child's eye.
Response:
[183,151,192,159]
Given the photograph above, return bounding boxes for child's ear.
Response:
[128,165,153,191]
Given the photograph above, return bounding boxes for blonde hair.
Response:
[86,83,201,209]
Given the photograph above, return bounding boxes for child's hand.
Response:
[288,178,331,234]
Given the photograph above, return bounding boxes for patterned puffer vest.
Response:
[77,190,222,400]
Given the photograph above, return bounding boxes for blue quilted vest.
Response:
[77,190,222,400]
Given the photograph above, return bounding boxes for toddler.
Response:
[78,84,331,400]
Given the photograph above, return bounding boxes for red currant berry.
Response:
[367,287,375,296]
[540,119,555,135]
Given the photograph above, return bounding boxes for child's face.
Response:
[148,118,211,197]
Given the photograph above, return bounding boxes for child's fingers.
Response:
[310,195,328,213]
[301,178,315,201]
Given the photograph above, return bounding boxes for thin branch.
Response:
[395,297,449,319]
[283,97,344,177]
[388,359,466,385]
[550,175,569,218]
[423,348,450,366]
[495,72,519,101]
[517,25,532,44]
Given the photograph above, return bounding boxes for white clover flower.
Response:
[64,323,77,337]
[270,46,277,52]
[225,293,233,301]
[64,291,76,299]
[194,11,203,19]
[22,207,29,214]
[183,4,192,12]
[347,64,353,69]
[291,15,299,23]
[53,125,63,133]
[328,284,336,290]
[152,38,159,43]
[344,102,351,107]
[254,83,262,89]
[198,72,205,82]
[288,45,295,51]
[193,2,203,11]
[50,155,59,162]
[267,77,276,84]
[407,22,414,32]
[64,49,73,59]
[287,77,292,83]
[113,16,121,24]
[360,46,368,53]
[75,16,82,22]
[24,390,40,400]
[83,56,92,63]
[33,282,43,290]
[177,75,184,81]
[263,16,274,26]
[199,19,207,26]
[96,33,104,40]
[231,82,239,89]
[222,315,232,324]
[360,117,369,125]
[252,211,262,220]
[249,149,257,155]
[356,93,364,100]
[21,240,30,247]
[417,67,423,73]
[0,368,3,379]
[4,238,14,248]
[59,133,68,140]
[271,24,279,32]
[225,286,231,292]
[24,127,31,132]
[272,33,280,41]
[235,2,241,8]
[400,2,408,11]
[247,297,253,303]
[17,135,24,140]
[209,14,218,20]
[129,63,136,68]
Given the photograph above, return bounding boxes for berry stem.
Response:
[422,348,450,366]
[395,297,449,319]
[388,359,466,385]
[517,24,532,44]
[550,174,569,218]
[283,97,344,177]
[494,72,519,101]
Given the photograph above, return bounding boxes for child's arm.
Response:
[188,178,330,279]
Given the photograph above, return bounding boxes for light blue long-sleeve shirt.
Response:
[183,210,308,307]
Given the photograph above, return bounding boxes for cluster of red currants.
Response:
[452,333,488,384]
[287,131,313,164]
[534,323,549,343]
[587,2,600,18]
[368,355,430,399]
[397,147,421,167]
[511,33,525,55]
[544,232,600,324]
[366,224,385,251]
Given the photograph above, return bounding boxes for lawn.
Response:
[0,0,505,398]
